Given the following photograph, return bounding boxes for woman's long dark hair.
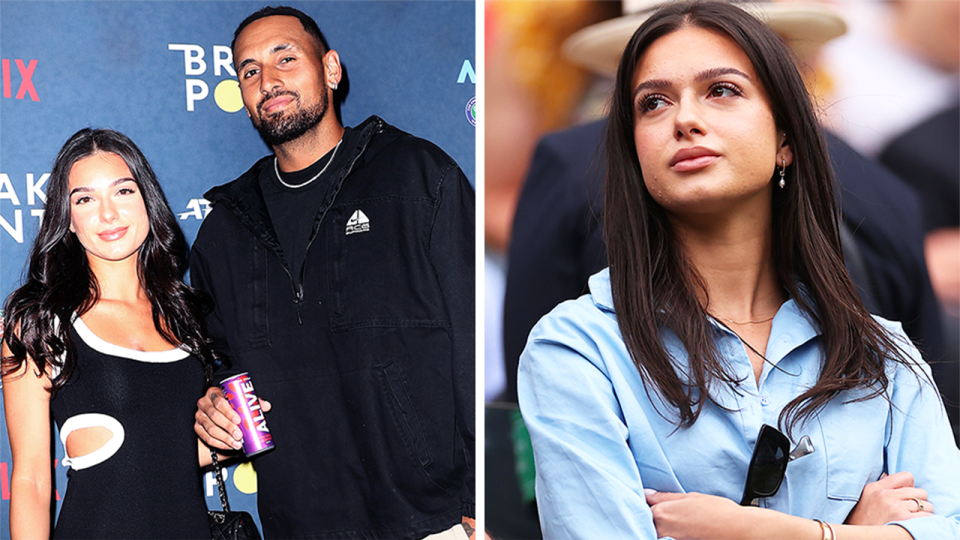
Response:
[2,128,217,391]
[604,2,910,435]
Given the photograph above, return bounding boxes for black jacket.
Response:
[191,116,475,539]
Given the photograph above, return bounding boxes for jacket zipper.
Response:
[291,119,382,325]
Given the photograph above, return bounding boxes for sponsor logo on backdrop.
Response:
[1,59,40,101]
[457,60,475,127]
[465,97,476,127]
[178,198,212,221]
[168,44,243,113]
[457,60,475,84]
[204,462,258,497]
[0,172,48,243]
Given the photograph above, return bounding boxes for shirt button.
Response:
[760,395,770,406]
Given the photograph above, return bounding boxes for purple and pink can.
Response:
[220,372,275,457]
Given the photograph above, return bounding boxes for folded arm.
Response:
[646,490,914,540]
[882,327,960,539]
[518,330,662,540]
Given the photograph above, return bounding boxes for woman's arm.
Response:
[518,303,662,540]
[847,472,934,524]
[2,340,53,539]
[646,324,960,540]
[646,491,915,540]
[881,323,960,539]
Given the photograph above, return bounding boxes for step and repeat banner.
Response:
[0,1,475,536]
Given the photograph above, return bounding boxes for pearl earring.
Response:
[779,158,786,189]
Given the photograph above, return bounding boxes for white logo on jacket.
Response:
[346,210,370,235]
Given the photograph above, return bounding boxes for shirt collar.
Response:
[588,267,615,312]
[588,267,822,352]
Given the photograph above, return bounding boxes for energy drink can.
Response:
[220,372,275,457]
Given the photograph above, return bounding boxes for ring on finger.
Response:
[910,497,924,512]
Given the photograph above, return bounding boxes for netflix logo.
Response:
[2,59,39,102]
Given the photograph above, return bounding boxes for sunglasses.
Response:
[740,424,815,506]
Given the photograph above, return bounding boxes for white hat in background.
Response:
[564,0,847,76]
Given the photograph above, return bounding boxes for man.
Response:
[191,6,474,539]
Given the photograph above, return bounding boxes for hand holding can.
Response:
[220,372,275,457]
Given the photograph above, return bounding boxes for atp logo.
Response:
[168,44,243,113]
[179,199,212,221]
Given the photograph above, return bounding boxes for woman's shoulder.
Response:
[529,269,618,336]
[867,313,935,388]
[523,269,629,372]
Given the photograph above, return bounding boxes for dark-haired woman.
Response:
[518,3,960,540]
[2,128,216,539]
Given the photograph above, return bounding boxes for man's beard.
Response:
[253,87,328,147]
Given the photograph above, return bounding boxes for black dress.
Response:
[50,316,209,539]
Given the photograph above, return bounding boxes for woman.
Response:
[517,3,960,539]
[2,128,217,539]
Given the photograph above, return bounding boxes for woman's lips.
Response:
[98,226,128,241]
[670,147,720,172]
[671,154,720,172]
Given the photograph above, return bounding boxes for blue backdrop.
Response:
[0,1,475,536]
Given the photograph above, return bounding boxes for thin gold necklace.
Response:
[711,313,775,326]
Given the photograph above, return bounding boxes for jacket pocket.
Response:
[327,198,447,331]
[378,360,433,468]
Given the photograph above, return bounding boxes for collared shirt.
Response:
[518,268,960,540]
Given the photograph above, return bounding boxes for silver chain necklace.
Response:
[274,137,343,189]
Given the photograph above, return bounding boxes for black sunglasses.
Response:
[740,424,814,506]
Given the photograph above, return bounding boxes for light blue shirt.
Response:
[518,269,960,540]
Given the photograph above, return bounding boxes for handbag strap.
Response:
[210,448,231,513]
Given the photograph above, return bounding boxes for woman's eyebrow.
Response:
[69,177,134,196]
[633,67,750,100]
[695,67,751,82]
[633,78,671,100]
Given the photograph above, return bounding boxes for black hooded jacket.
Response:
[190,116,475,539]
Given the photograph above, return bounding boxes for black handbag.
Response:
[208,450,262,540]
